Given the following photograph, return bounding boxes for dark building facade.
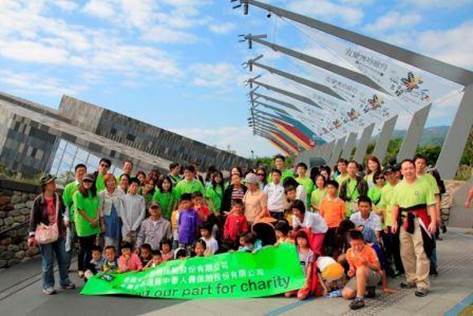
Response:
[0,92,250,179]
[59,96,250,171]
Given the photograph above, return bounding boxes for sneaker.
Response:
[61,283,76,290]
[365,286,376,298]
[42,287,56,295]
[415,288,428,297]
[430,267,439,276]
[349,297,365,310]
[400,282,416,289]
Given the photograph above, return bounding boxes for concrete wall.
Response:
[0,179,40,269]
[58,95,104,133]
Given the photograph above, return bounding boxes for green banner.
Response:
[80,243,305,299]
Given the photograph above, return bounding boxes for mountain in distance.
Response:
[376,125,449,146]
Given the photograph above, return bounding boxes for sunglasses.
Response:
[257,174,265,176]
[100,163,110,168]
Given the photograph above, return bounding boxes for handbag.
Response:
[35,193,60,244]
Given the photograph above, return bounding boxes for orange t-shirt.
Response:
[346,245,379,270]
[319,197,345,228]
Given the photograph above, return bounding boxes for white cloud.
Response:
[53,0,79,12]
[0,70,85,96]
[82,0,115,19]
[288,0,364,26]
[141,26,198,44]
[209,22,236,34]
[0,1,182,81]
[190,63,243,88]
[170,126,278,157]
[401,0,473,8]
[364,11,422,33]
[416,21,473,68]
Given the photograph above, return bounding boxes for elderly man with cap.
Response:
[28,174,75,295]
[243,173,268,225]
[136,201,172,251]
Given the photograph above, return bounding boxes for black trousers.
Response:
[382,227,404,275]
[77,235,97,272]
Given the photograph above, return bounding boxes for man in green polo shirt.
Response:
[295,162,314,207]
[63,163,87,270]
[339,161,368,217]
[174,165,205,201]
[335,159,349,184]
[392,159,437,297]
[169,162,183,185]
[95,158,111,193]
[267,154,294,183]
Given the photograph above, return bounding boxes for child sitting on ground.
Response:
[316,256,346,296]
[342,230,382,310]
[223,199,249,250]
[275,220,293,244]
[193,239,207,257]
[144,250,162,269]
[199,224,219,255]
[139,243,153,267]
[118,242,143,272]
[238,232,262,253]
[160,239,174,262]
[102,245,118,273]
[285,230,315,300]
[84,245,105,279]
[174,248,188,260]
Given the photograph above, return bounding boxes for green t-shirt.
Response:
[174,179,205,201]
[418,173,440,195]
[343,177,361,216]
[267,169,294,183]
[336,173,349,185]
[393,178,436,209]
[378,182,398,227]
[310,188,327,211]
[96,173,106,193]
[73,191,100,237]
[296,176,314,203]
[169,174,183,185]
[152,190,176,220]
[205,184,224,213]
[368,185,383,206]
[63,180,79,221]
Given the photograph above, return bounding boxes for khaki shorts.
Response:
[346,269,381,290]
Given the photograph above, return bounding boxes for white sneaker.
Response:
[42,287,56,295]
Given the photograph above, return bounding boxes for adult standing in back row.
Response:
[73,173,100,279]
[339,161,368,217]
[392,159,437,297]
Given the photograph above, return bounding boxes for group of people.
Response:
[27,153,445,310]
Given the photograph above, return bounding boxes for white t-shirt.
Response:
[292,211,328,234]
[264,182,286,213]
[201,237,219,255]
[349,211,382,232]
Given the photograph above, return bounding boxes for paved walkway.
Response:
[1,228,472,316]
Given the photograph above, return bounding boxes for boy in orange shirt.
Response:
[342,230,381,310]
[319,180,345,256]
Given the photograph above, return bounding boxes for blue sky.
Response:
[0,0,472,158]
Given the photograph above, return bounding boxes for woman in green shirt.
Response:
[152,176,176,220]
[142,178,156,207]
[310,175,327,212]
[205,171,225,214]
[368,170,385,213]
[73,173,100,277]
[364,155,382,188]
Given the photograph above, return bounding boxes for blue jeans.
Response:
[39,237,71,290]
